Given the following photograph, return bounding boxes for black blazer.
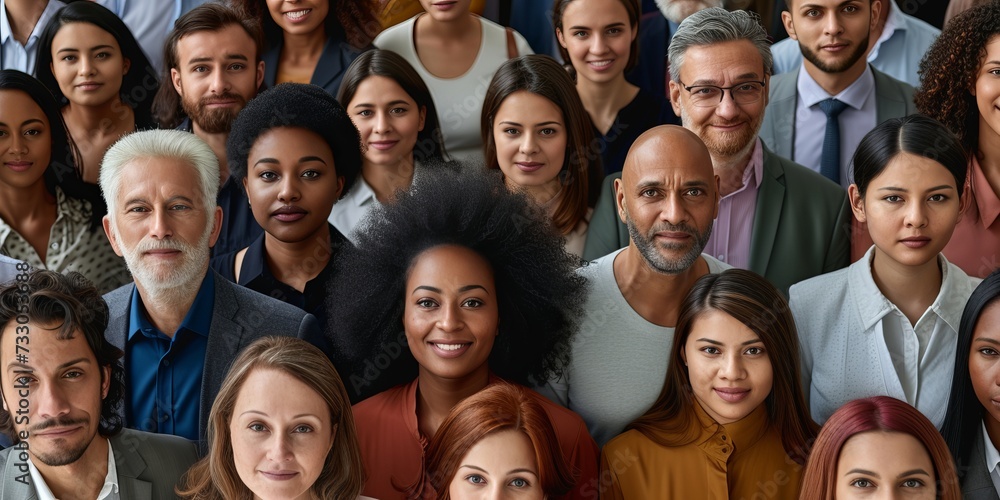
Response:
[262,35,372,95]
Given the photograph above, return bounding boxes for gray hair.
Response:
[100,129,220,221]
[667,7,773,82]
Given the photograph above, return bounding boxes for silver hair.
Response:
[667,7,773,83]
[100,129,220,221]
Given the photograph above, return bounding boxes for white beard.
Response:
[655,0,724,23]
[114,221,213,305]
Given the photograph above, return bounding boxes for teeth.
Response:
[286,9,310,19]
[435,343,466,351]
[590,60,613,67]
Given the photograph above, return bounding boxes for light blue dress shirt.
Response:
[770,0,939,87]
[92,0,210,74]
[0,0,64,74]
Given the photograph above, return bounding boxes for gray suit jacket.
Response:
[759,65,916,161]
[0,428,198,499]
[581,145,851,295]
[962,433,1000,500]
[0,255,24,287]
[103,270,323,445]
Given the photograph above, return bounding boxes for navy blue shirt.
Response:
[125,272,214,440]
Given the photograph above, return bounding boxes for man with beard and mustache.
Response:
[759,0,916,189]
[585,8,850,296]
[0,270,198,499]
[97,129,323,446]
[152,3,266,256]
[539,125,731,447]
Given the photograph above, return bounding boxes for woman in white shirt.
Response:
[789,114,980,428]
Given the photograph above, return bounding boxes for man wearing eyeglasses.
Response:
[584,7,850,295]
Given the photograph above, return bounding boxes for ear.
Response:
[630,22,638,42]
[418,105,427,132]
[100,364,111,400]
[255,60,265,90]
[711,174,721,220]
[848,184,867,223]
[680,343,688,366]
[870,0,882,31]
[556,28,567,49]
[762,74,770,107]
[957,178,972,224]
[122,57,131,76]
[614,177,627,223]
[207,205,224,249]
[332,176,345,201]
[781,10,797,41]
[171,67,183,96]
[103,215,125,257]
[242,177,251,208]
[668,79,683,118]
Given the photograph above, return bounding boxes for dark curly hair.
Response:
[0,270,125,441]
[226,83,361,197]
[326,168,587,399]
[915,1,1000,154]
[231,0,380,49]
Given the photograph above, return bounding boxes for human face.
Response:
[616,130,719,274]
[50,22,130,107]
[170,24,264,134]
[782,0,877,74]
[654,0,722,23]
[348,76,426,169]
[849,152,965,271]
[669,40,768,160]
[231,368,335,500]
[266,0,329,36]
[0,90,50,190]
[835,431,937,499]
[680,309,772,424]
[245,127,343,244]
[0,322,110,467]
[404,245,498,382]
[969,301,1000,442]
[418,0,474,22]
[974,36,1000,145]
[103,157,222,293]
[492,91,566,198]
[448,429,544,500]
[557,0,636,84]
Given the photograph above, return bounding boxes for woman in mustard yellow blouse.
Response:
[600,269,818,499]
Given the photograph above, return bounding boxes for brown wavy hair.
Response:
[177,337,365,499]
[914,1,1000,155]
[627,269,818,465]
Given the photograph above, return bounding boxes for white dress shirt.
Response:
[0,0,64,74]
[789,246,980,428]
[793,65,877,188]
[328,175,377,245]
[982,422,1000,496]
[27,439,120,500]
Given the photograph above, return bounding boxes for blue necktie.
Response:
[819,98,849,184]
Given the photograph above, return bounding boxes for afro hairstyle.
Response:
[326,167,588,398]
[226,83,362,197]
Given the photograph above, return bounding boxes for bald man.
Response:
[538,126,731,448]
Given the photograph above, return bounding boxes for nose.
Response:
[36,381,71,420]
[7,133,27,156]
[518,132,539,156]
[148,208,174,240]
[277,175,301,203]
[589,33,609,55]
[658,193,689,226]
[824,12,845,37]
[266,433,294,463]
[903,200,928,229]
[374,110,391,134]
[78,56,95,76]
[210,69,230,95]
[714,90,740,120]
[718,353,747,381]
[436,303,465,333]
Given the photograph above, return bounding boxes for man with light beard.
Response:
[98,130,323,446]
[0,270,197,499]
[539,125,731,447]
[628,0,721,103]
[759,0,915,188]
[152,3,266,256]
[585,8,851,296]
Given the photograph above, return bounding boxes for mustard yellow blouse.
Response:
[600,402,803,500]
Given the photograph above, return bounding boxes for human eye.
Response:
[356,109,373,118]
[684,187,705,196]
[508,477,532,488]
[301,170,320,179]
[462,298,484,308]
[700,346,721,355]
[390,106,408,115]
[95,51,111,60]
[900,478,926,488]
[248,422,268,432]
[843,4,860,13]
[804,8,821,17]
[572,30,588,38]
[192,65,209,73]
[259,171,278,181]
[607,27,623,35]
[503,127,520,136]
[883,195,902,203]
[928,193,949,202]
[229,63,246,71]
[293,424,313,433]
[14,375,34,386]
[465,474,487,485]
[744,346,766,356]
[416,298,438,308]
[979,347,1000,356]
[849,478,875,488]
[990,68,1000,76]
[126,205,149,213]
[23,128,43,137]
[63,369,84,379]
[169,203,191,210]
[539,128,558,136]
[61,54,77,62]
[640,188,659,198]
[690,86,717,96]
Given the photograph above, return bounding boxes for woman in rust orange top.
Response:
[327,168,598,500]
[601,269,817,499]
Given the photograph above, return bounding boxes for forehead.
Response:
[1,321,94,371]
[116,156,205,201]
[52,22,119,49]
[494,91,563,124]
[0,90,47,123]
[867,152,958,189]
[678,40,765,81]
[176,24,256,61]
[350,75,416,104]
[561,0,632,24]
[406,245,495,288]
[789,0,869,10]
[626,136,714,187]
[233,368,330,418]
[838,431,933,470]
[249,127,334,161]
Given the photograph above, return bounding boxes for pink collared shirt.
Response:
[702,139,764,270]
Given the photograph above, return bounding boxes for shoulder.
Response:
[604,428,655,454]
[373,16,416,49]
[113,428,197,459]
[766,150,846,198]
[768,71,798,96]
[353,383,410,418]
[789,266,851,310]
[102,282,135,309]
[208,251,237,280]
[578,250,618,282]
[216,275,303,318]
[899,12,941,40]
[873,68,915,97]
[703,254,732,273]
[770,37,801,59]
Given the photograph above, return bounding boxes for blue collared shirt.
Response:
[0,0,65,74]
[125,272,214,441]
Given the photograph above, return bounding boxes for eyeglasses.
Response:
[678,80,766,108]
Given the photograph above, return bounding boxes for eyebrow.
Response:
[695,338,763,346]
[56,44,114,54]
[568,22,626,30]
[845,468,879,477]
[411,285,491,295]
[123,195,197,207]
[800,1,858,10]
[975,337,1000,346]
[187,53,248,64]
[353,100,412,108]
[877,185,955,193]
[497,120,562,128]
[240,410,320,419]
[689,73,762,86]
[253,156,328,167]
[7,357,91,372]
[0,118,44,128]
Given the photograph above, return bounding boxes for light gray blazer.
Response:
[0,428,198,499]
[103,270,324,445]
[759,65,917,161]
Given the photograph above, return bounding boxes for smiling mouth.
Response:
[260,470,299,481]
[284,9,311,20]
[714,388,750,402]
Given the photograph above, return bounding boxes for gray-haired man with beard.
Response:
[540,125,730,447]
[98,129,322,446]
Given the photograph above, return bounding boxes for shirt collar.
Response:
[849,246,966,333]
[128,271,215,340]
[971,156,1000,228]
[342,175,377,209]
[27,438,118,500]
[238,224,345,287]
[692,397,770,450]
[984,421,1000,476]
[869,0,903,62]
[1,0,12,45]
[797,63,875,110]
[0,0,63,47]
[723,139,764,200]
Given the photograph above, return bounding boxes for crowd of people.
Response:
[0,0,998,498]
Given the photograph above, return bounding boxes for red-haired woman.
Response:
[416,383,575,499]
[800,396,961,500]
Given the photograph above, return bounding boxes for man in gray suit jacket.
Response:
[583,7,850,296]
[0,270,198,499]
[98,130,323,446]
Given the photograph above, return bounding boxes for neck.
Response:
[263,225,331,292]
[4,0,46,44]
[419,12,479,39]
[711,141,756,197]
[191,124,230,182]
[802,59,867,96]
[613,246,708,327]
[32,436,109,500]
[415,366,490,438]
[869,248,942,326]
[576,75,632,116]
[135,271,205,336]
[362,155,415,203]
[509,177,561,207]
[63,99,133,137]
[281,27,327,59]
[0,181,53,224]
